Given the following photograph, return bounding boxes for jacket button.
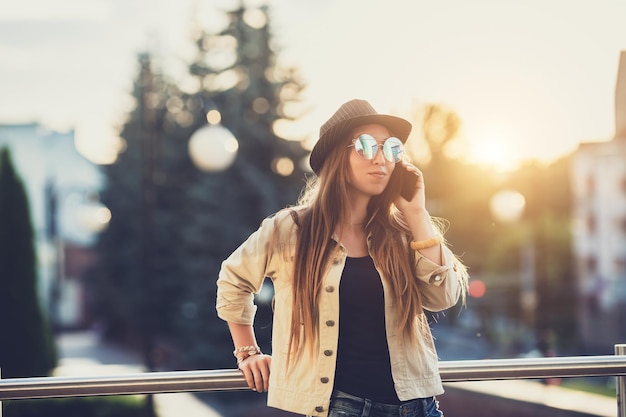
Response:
[320,377,329,383]
[323,349,333,356]
[315,406,324,412]
[325,320,335,327]
[332,258,341,265]
[325,286,335,293]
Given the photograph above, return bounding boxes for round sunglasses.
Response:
[349,134,405,163]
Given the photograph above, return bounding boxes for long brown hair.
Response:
[287,133,468,361]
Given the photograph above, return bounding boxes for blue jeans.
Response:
[327,390,443,417]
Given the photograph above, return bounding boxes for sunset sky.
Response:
[1,0,625,170]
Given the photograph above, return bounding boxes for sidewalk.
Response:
[445,379,616,417]
[54,331,222,417]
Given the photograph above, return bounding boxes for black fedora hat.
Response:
[309,99,412,175]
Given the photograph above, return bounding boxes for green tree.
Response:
[89,54,187,359]
[508,157,577,351]
[410,103,576,354]
[0,147,57,378]
[419,103,461,164]
[90,3,307,375]
[410,103,497,271]
[456,157,576,353]
[175,4,308,369]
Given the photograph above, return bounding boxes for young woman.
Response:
[216,99,469,417]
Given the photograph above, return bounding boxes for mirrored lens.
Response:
[354,134,378,160]
[383,137,404,163]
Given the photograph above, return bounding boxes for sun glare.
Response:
[469,134,519,172]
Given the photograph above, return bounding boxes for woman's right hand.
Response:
[238,354,272,392]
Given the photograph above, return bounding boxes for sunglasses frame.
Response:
[349,134,405,163]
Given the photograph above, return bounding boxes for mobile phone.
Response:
[400,167,418,200]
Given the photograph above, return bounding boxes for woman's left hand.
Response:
[394,161,426,213]
[394,162,443,264]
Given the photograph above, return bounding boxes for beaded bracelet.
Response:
[410,235,443,250]
[233,345,262,365]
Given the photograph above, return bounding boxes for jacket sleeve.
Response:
[412,244,463,312]
[216,215,277,326]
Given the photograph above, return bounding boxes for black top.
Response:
[334,256,400,404]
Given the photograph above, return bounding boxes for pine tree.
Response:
[89,55,188,354]
[176,4,308,368]
[0,147,57,378]
[91,3,307,372]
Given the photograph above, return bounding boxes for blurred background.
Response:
[1,0,625,416]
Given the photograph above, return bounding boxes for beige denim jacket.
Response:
[216,209,463,417]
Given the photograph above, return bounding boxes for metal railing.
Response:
[1,344,626,416]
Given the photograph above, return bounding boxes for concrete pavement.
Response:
[54,331,223,417]
[444,380,617,417]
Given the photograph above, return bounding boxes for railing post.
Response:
[616,345,626,417]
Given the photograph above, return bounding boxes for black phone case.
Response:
[400,168,418,200]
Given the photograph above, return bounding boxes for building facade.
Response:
[0,123,105,329]
[571,51,626,353]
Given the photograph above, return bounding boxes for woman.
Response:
[216,99,469,417]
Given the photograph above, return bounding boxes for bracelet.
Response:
[410,235,443,250]
[233,345,262,365]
